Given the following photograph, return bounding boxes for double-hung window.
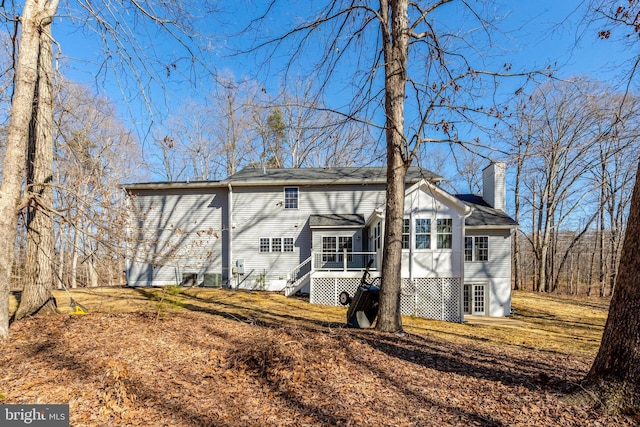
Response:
[284,187,298,209]
[322,236,353,262]
[260,237,295,253]
[402,219,410,249]
[374,222,382,250]
[437,219,452,249]
[338,236,353,262]
[465,236,489,261]
[283,237,294,252]
[322,237,337,262]
[415,219,431,249]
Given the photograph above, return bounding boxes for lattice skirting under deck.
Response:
[310,277,463,323]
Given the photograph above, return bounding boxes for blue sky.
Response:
[49,0,636,179]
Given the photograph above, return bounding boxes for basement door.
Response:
[464,283,486,316]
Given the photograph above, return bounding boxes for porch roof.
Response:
[309,214,365,228]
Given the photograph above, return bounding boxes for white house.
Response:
[122,163,516,322]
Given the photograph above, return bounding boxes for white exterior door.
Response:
[464,284,486,315]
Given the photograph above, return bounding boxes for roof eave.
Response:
[465,224,518,230]
[121,181,225,192]
[309,225,364,229]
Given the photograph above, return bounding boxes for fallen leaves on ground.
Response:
[0,295,636,426]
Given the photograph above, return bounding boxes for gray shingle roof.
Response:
[309,214,366,228]
[455,194,518,228]
[226,166,442,185]
[122,166,443,191]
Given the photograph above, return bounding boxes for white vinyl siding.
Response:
[464,230,513,316]
[126,188,226,286]
[231,184,385,286]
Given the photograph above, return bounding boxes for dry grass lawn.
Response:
[15,287,605,356]
[2,287,631,427]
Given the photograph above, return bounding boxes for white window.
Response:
[284,187,298,209]
[322,236,353,262]
[260,237,294,253]
[437,218,452,249]
[465,236,489,261]
[322,237,337,262]
[374,222,382,250]
[402,218,410,249]
[338,236,353,262]
[415,218,431,249]
[259,238,270,253]
[283,237,294,252]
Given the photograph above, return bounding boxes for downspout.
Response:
[228,183,233,287]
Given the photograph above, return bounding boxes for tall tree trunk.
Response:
[587,224,597,297]
[376,0,409,333]
[0,0,55,340]
[599,188,606,297]
[15,24,58,320]
[513,157,523,291]
[57,238,64,290]
[531,182,538,292]
[88,255,98,288]
[581,160,640,412]
[71,226,79,289]
[537,201,551,293]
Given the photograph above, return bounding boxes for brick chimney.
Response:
[482,162,506,211]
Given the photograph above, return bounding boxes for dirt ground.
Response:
[0,288,636,426]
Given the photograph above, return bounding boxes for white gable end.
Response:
[397,180,472,280]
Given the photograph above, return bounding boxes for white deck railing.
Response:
[312,251,377,272]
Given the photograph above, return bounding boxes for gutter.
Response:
[464,224,518,230]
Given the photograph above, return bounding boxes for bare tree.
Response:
[588,94,640,296]
[0,0,58,341]
[506,80,616,293]
[149,134,189,181]
[0,0,216,339]
[211,78,260,176]
[500,95,535,291]
[53,81,142,289]
[578,0,640,412]
[14,23,57,319]
[276,83,376,168]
